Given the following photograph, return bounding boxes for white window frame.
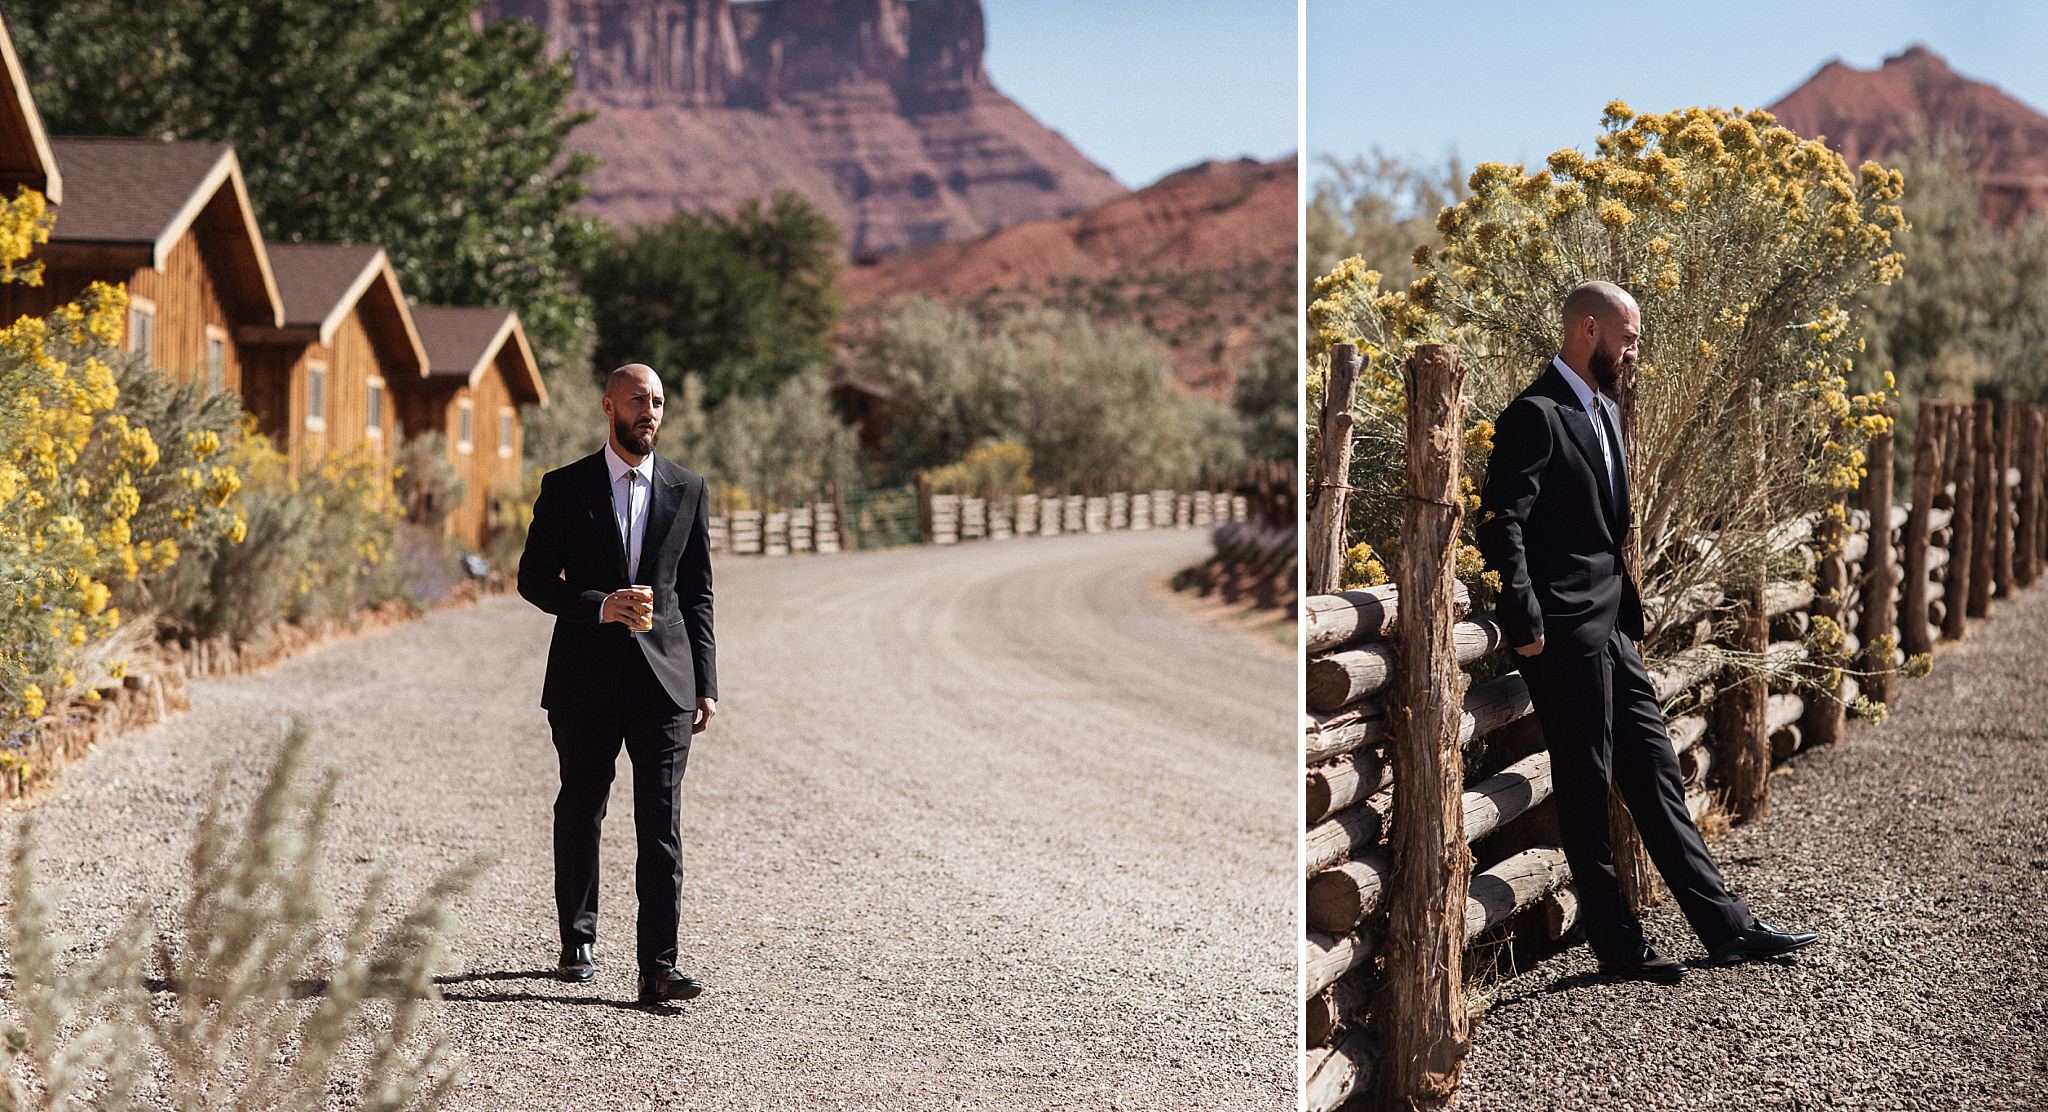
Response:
[127,296,156,360]
[456,398,474,454]
[498,406,514,458]
[204,325,228,395]
[305,359,327,432]
[365,376,384,440]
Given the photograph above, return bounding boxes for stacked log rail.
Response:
[1301,379,2048,1111]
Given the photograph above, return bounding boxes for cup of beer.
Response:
[626,584,655,633]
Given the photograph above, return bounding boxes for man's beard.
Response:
[1587,343,1635,397]
[614,415,658,456]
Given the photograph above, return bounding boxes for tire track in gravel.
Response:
[1448,580,2048,1112]
[2,529,1295,1111]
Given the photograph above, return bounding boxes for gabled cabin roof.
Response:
[253,242,427,376]
[409,305,548,407]
[45,137,282,326]
[0,16,59,202]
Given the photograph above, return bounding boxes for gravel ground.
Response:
[0,530,1295,1111]
[1450,582,2048,1112]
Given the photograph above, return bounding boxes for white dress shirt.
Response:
[1551,355,1620,512]
[603,440,653,583]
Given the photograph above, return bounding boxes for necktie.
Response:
[620,469,641,581]
[1595,400,1628,524]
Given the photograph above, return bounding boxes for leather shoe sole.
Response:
[557,944,596,983]
[637,969,705,1005]
[1707,923,1819,966]
[1597,957,1686,984]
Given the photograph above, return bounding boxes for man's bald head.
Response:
[1561,281,1638,334]
[601,363,665,460]
[1557,281,1641,396]
[606,362,661,399]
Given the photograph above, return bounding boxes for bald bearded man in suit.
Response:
[1475,281,1818,983]
[518,362,718,1006]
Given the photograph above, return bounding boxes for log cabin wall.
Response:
[244,309,402,478]
[0,230,249,396]
[128,231,244,393]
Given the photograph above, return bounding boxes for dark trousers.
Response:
[1517,626,1751,958]
[547,644,692,975]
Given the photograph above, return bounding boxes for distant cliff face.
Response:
[1769,44,2048,228]
[482,0,1127,255]
[838,156,1298,395]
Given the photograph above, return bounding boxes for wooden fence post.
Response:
[1969,400,1995,618]
[1804,486,1850,747]
[1944,403,1975,640]
[1857,403,1897,706]
[1898,400,1942,658]
[1714,585,1771,821]
[1308,344,1363,595]
[1995,404,2017,598]
[2023,407,2039,581]
[1379,343,1472,1108]
[2019,407,2041,588]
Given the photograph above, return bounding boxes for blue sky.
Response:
[982,0,1298,189]
[1307,1,2048,178]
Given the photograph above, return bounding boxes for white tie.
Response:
[618,469,645,581]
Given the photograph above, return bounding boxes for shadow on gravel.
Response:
[433,969,681,1014]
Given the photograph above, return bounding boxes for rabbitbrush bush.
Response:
[0,187,245,724]
[1309,103,1904,663]
[1,721,487,1110]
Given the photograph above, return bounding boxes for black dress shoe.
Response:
[1706,919,1819,965]
[1597,940,1687,984]
[557,943,595,983]
[637,967,704,1005]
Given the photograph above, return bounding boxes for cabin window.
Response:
[204,327,227,394]
[306,361,327,431]
[457,399,474,453]
[366,378,384,438]
[498,407,514,458]
[127,298,155,361]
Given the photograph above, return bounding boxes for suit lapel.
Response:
[579,452,630,582]
[1541,367,1618,521]
[642,456,686,570]
[1602,400,1633,535]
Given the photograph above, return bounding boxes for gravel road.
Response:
[2,530,1296,1111]
[1450,582,2048,1111]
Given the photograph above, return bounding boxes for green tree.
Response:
[856,300,1244,492]
[584,192,842,403]
[1233,317,1298,461]
[8,0,599,384]
[1306,149,1467,285]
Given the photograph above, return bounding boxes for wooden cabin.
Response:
[0,138,282,390]
[398,306,548,551]
[0,13,59,204]
[241,244,426,476]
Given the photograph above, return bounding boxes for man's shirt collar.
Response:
[603,440,653,485]
[1550,355,1610,414]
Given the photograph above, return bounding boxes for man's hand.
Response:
[601,587,652,627]
[1513,636,1545,657]
[693,697,717,735]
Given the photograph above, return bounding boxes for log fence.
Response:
[1303,353,2048,1111]
[699,482,1267,558]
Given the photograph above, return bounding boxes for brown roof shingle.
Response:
[47,137,231,244]
[410,305,514,379]
[266,242,383,328]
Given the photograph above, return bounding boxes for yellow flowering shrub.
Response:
[0,189,244,722]
[1309,104,1903,655]
[925,439,1035,501]
[162,430,402,640]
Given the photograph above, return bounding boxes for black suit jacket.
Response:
[517,449,718,712]
[1476,362,1644,656]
